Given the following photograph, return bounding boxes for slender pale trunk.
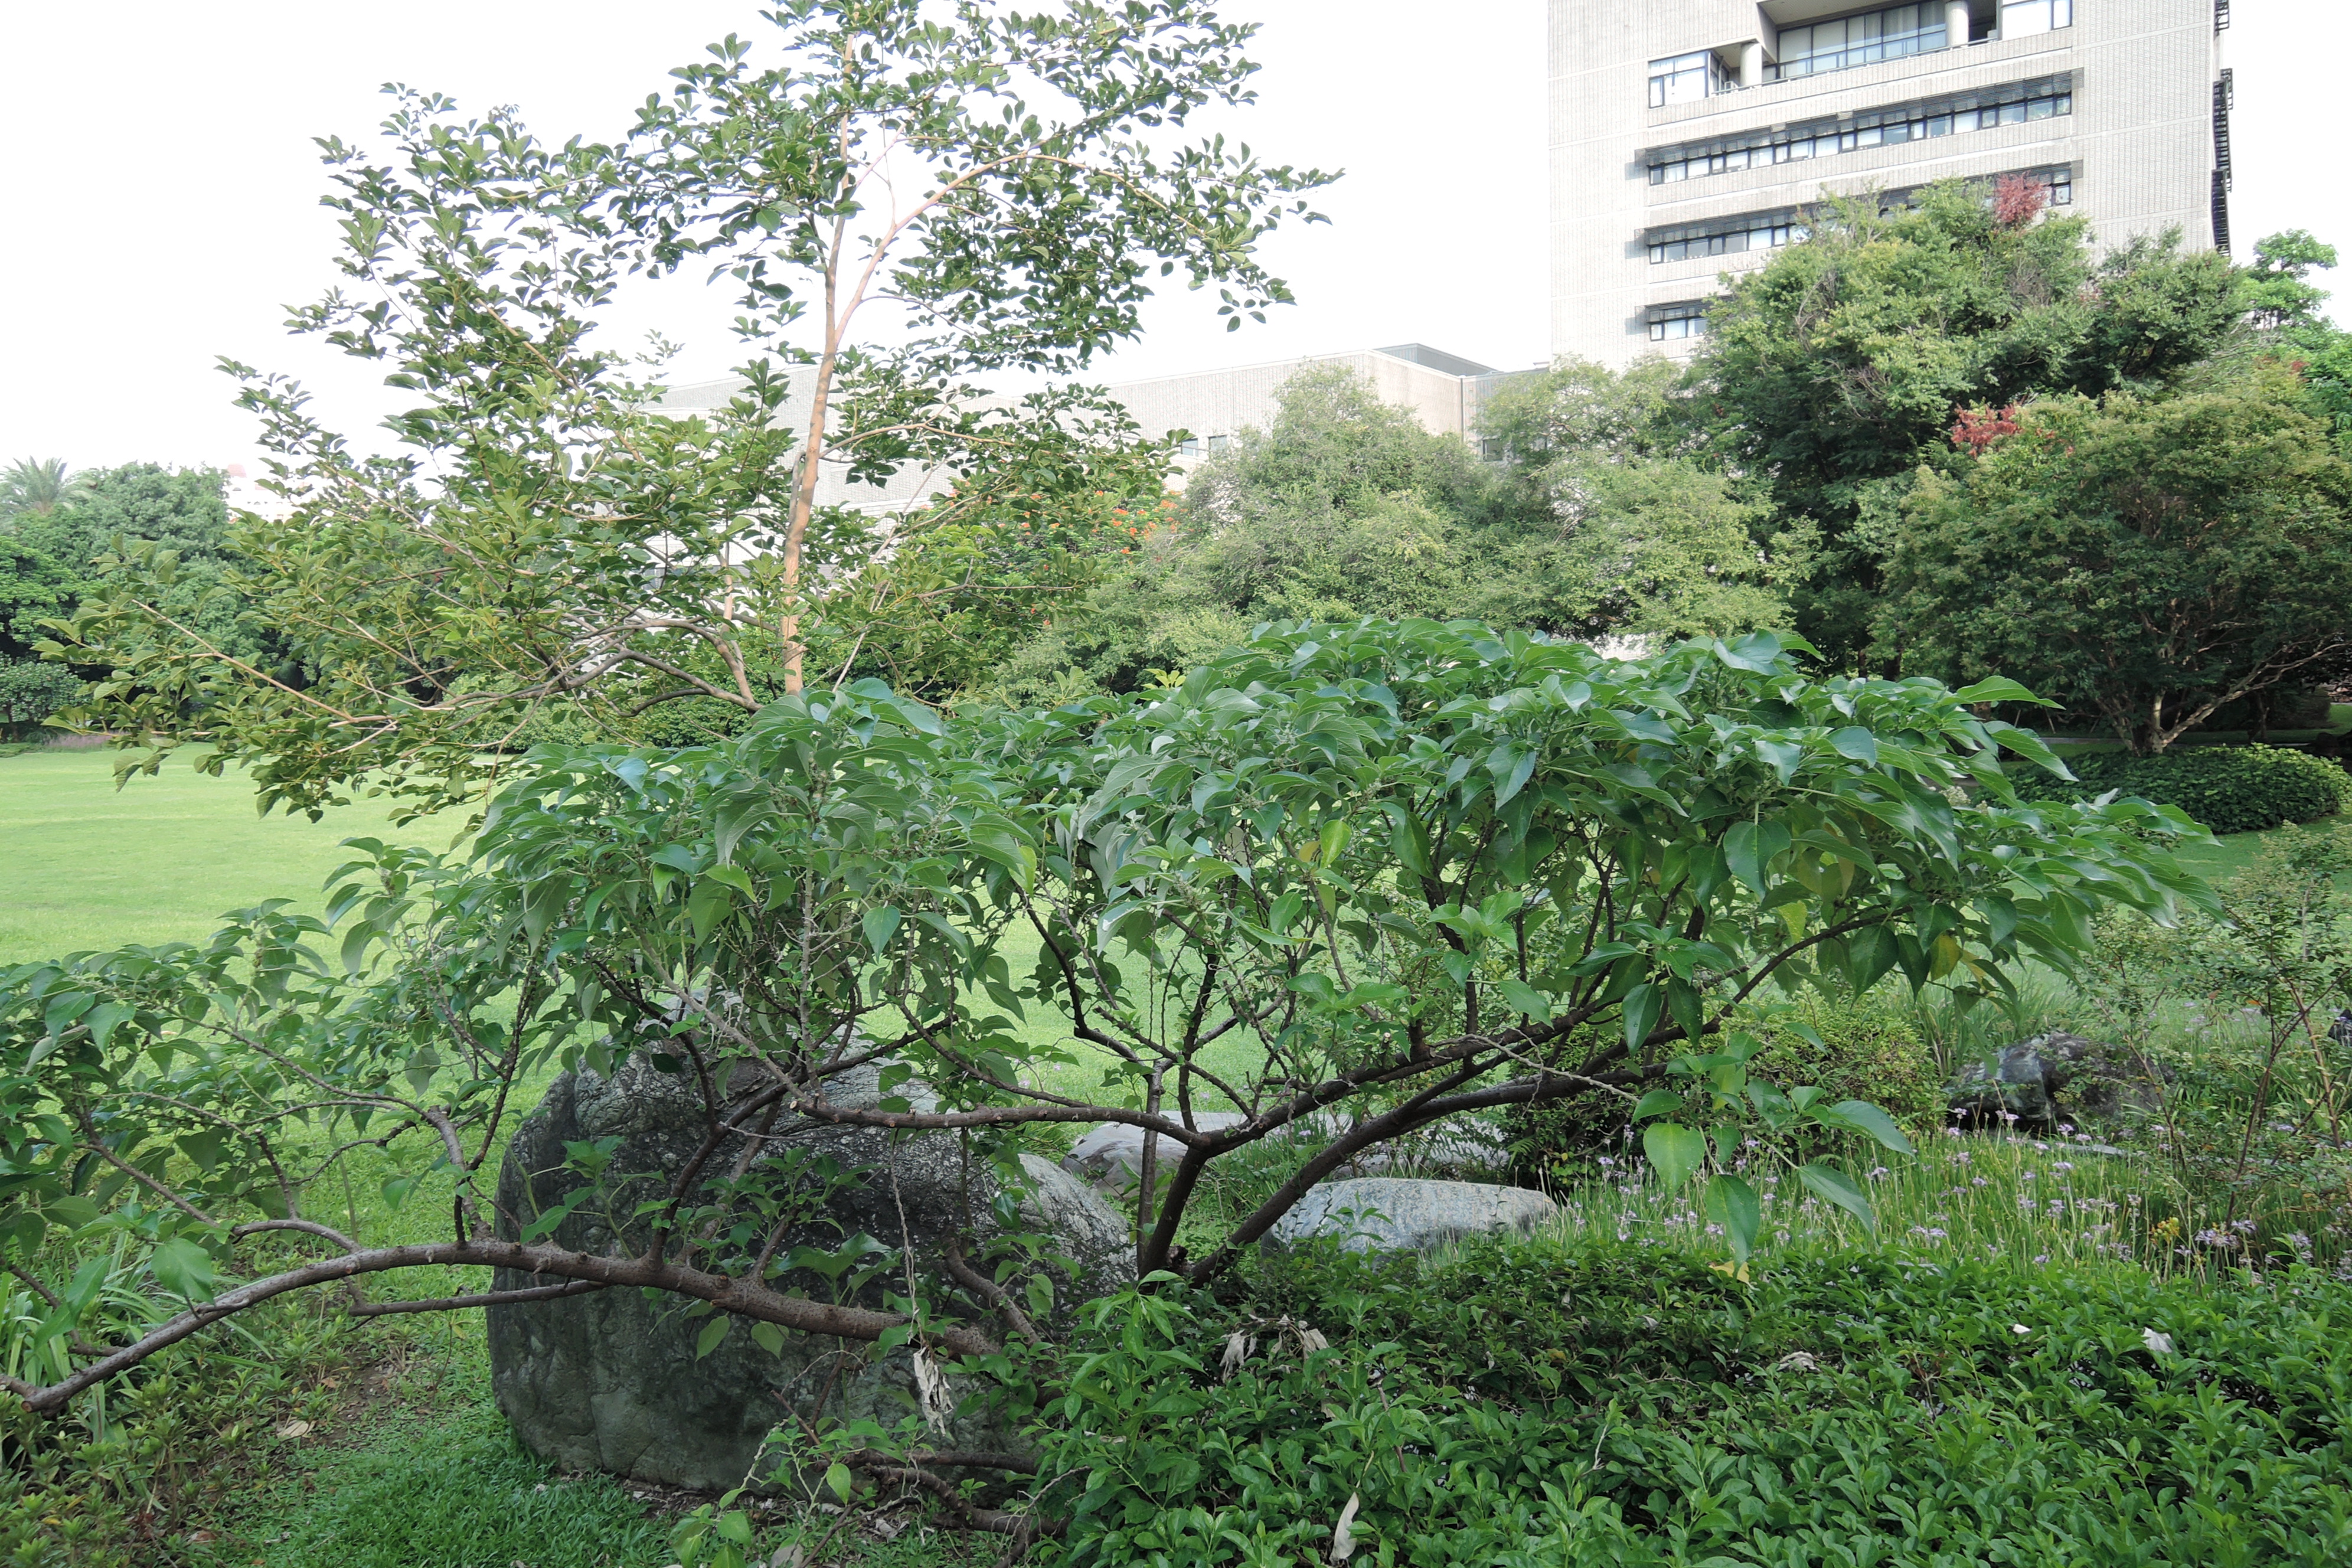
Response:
[782,262,843,697]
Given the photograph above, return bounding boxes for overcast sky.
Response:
[0,1,2340,474]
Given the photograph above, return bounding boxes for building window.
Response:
[1648,51,1718,107]
[2000,0,2074,37]
[1770,3,1947,81]
[1207,435,1229,455]
[1178,437,1200,458]
[1649,309,1709,341]
[1648,80,2074,185]
[1649,218,1807,264]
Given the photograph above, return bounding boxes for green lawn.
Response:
[0,748,446,963]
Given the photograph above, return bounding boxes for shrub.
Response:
[0,659,78,740]
[1761,999,1946,1136]
[2021,741,2350,835]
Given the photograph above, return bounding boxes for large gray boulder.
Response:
[487,1057,1131,1491]
[1949,1030,2170,1129]
[1266,1178,1557,1255]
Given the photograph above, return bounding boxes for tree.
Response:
[1475,357,1782,640]
[1693,181,2243,664]
[989,364,1781,703]
[0,459,86,518]
[1886,357,2352,752]
[53,0,1332,818]
[986,367,1512,698]
[0,620,2209,1518]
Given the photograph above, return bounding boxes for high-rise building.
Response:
[1549,0,2232,365]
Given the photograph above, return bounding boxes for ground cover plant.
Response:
[1035,1237,2352,1567]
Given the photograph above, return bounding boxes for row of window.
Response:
[1770,2,1949,81]
[1649,83,2072,184]
[1649,220,1808,265]
[1649,0,2076,104]
[1649,311,1708,341]
[1176,435,1230,458]
[1647,168,2072,266]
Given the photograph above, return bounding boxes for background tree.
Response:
[1692,179,2241,664]
[53,0,1331,818]
[0,458,87,518]
[1475,357,1781,640]
[989,365,1779,702]
[1886,356,2352,752]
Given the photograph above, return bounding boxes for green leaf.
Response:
[1704,1174,1761,1263]
[1796,1162,1877,1233]
[1723,821,1791,896]
[686,877,736,942]
[1844,925,1900,993]
[750,1321,786,1357]
[82,1001,133,1051]
[825,1461,855,1504]
[1828,727,1879,765]
[694,1315,731,1361]
[1494,978,1553,1022]
[1644,1122,1707,1192]
[1630,1090,1684,1123]
[863,906,903,956]
[150,1237,217,1302]
[1825,1099,1916,1155]
[1621,982,1661,1049]
[1952,676,2043,706]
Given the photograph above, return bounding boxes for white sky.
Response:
[0,1,2340,474]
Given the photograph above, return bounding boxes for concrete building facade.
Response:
[1102,343,1513,476]
[1550,0,2232,365]
[658,343,1513,511]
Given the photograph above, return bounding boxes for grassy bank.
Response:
[0,749,443,962]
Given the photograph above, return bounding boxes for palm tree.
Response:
[0,458,86,517]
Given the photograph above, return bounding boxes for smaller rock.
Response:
[1949,1031,2168,1128]
[1061,1115,1246,1194]
[1266,1178,1557,1255]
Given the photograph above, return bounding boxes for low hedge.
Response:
[2021,742,2350,836]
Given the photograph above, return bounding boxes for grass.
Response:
[1538,1133,2169,1278]
[221,1347,674,1568]
[0,749,452,963]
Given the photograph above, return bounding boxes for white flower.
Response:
[2011,1324,2031,1335]
[2141,1328,2174,1355]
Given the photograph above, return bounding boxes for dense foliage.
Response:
[1887,359,2352,752]
[2018,743,2351,835]
[0,463,281,738]
[991,366,1778,704]
[1691,182,2245,664]
[1039,1239,2352,1566]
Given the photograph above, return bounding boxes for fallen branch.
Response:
[8,1236,998,1416]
